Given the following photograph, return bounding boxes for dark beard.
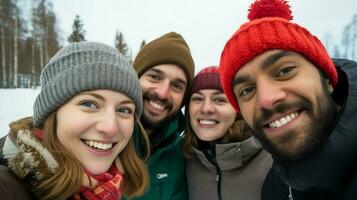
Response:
[250,84,337,162]
[141,110,178,131]
[141,90,175,130]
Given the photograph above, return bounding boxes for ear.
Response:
[325,78,334,94]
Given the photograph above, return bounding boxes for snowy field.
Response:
[0,89,40,137]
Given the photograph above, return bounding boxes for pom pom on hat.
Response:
[248,0,293,21]
[219,0,337,113]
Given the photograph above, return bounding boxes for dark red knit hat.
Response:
[190,66,222,95]
[219,0,338,112]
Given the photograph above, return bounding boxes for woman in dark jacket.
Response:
[182,66,273,200]
[0,42,149,200]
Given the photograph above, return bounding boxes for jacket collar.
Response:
[193,136,263,171]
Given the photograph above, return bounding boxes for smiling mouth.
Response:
[199,119,218,125]
[264,111,301,128]
[149,100,165,110]
[81,139,117,151]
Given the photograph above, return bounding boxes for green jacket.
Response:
[128,111,188,200]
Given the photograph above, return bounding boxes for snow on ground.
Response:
[0,88,40,137]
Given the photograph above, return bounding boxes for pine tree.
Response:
[68,15,85,42]
[0,0,16,87]
[114,30,129,58]
[30,0,60,86]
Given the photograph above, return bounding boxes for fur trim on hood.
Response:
[7,117,58,181]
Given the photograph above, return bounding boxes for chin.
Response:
[86,164,112,175]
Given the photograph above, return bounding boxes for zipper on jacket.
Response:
[288,186,294,200]
[215,168,222,200]
[203,144,222,200]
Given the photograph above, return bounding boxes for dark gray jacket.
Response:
[186,137,272,200]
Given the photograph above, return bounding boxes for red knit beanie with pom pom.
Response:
[219,0,337,112]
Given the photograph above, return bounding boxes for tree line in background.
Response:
[0,0,145,88]
[1,0,357,88]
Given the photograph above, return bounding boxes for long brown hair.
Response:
[33,113,149,199]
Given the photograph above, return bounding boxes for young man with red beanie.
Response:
[219,0,357,199]
[127,32,195,200]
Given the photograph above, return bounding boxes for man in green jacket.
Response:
[129,32,195,200]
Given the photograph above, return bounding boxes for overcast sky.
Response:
[51,0,357,73]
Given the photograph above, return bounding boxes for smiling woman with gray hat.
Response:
[0,41,149,200]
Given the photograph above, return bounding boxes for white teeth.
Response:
[84,140,113,150]
[268,112,299,128]
[199,120,217,125]
[149,101,164,110]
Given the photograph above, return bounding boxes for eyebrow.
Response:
[120,100,135,105]
[81,92,105,101]
[81,92,135,105]
[148,68,187,86]
[148,68,163,75]
[232,75,252,88]
[261,51,296,70]
[232,51,296,87]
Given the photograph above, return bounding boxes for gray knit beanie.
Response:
[33,41,143,127]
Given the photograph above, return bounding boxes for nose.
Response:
[256,80,287,110]
[200,99,215,114]
[155,80,170,100]
[95,110,119,137]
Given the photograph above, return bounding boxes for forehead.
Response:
[192,89,224,96]
[74,89,132,102]
[234,50,312,79]
[148,64,187,81]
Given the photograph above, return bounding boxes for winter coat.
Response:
[126,111,188,200]
[0,117,48,200]
[261,59,357,200]
[0,165,34,200]
[186,136,272,200]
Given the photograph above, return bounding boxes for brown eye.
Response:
[240,86,255,97]
[277,66,295,77]
[190,95,203,102]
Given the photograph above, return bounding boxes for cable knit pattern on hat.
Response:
[33,42,143,127]
[219,0,337,112]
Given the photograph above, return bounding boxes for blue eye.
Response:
[80,101,97,109]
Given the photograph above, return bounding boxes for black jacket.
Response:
[262,59,357,200]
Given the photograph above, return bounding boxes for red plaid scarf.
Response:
[72,164,124,200]
[32,128,124,200]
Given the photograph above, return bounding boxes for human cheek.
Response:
[120,119,135,138]
[240,104,254,128]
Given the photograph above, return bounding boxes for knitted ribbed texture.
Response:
[190,66,222,95]
[219,0,337,112]
[133,32,195,106]
[33,42,143,127]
